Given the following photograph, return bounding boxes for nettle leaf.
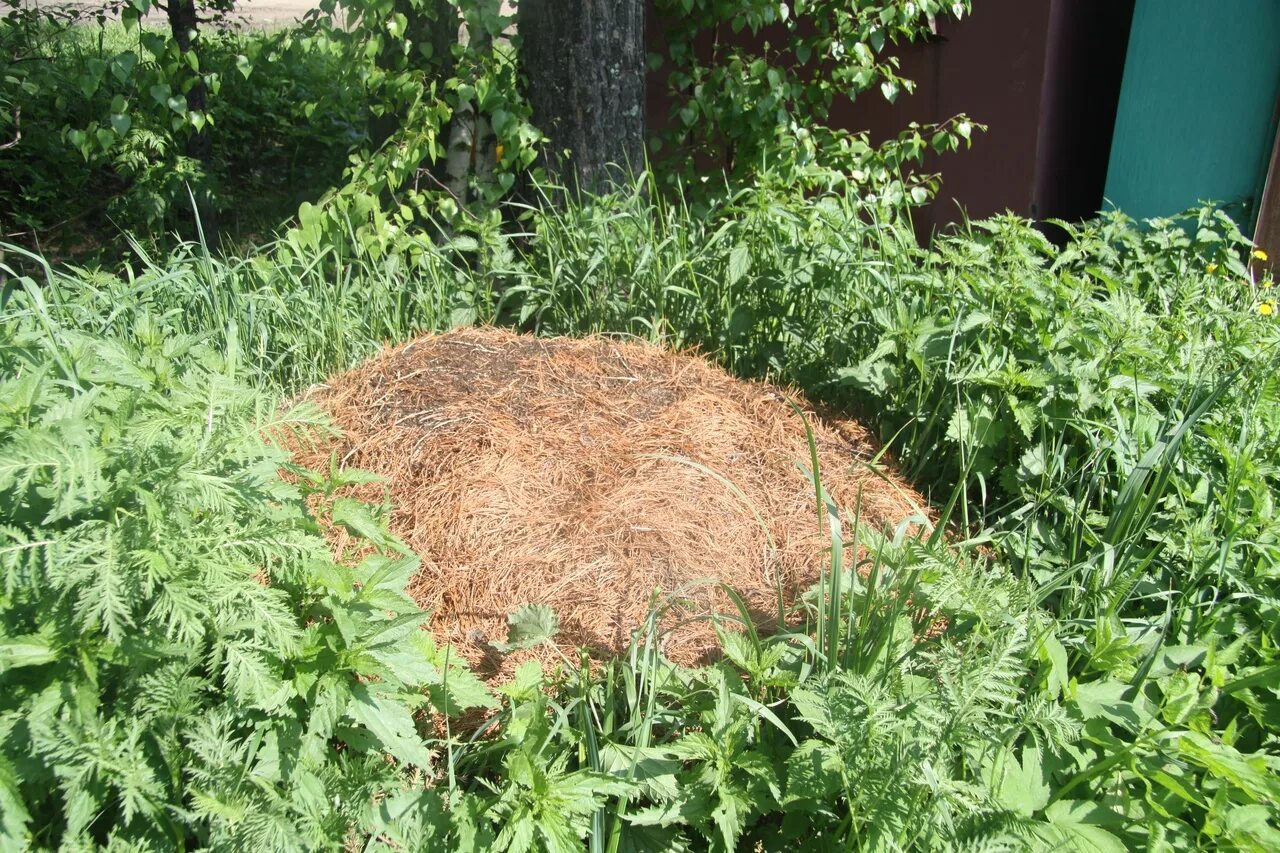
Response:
[356,554,420,610]
[627,788,714,830]
[493,752,635,853]
[301,676,350,763]
[431,668,498,717]
[420,636,496,715]
[344,683,432,769]
[837,338,898,396]
[710,782,753,850]
[493,603,559,652]
[598,743,683,800]
[368,629,439,687]
[1039,800,1126,852]
[717,628,756,672]
[945,400,1005,449]
[616,823,693,853]
[1009,398,1039,439]
[331,497,408,553]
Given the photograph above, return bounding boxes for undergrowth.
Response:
[0,281,496,848]
[0,18,365,256]
[3,176,1280,849]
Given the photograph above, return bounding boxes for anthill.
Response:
[295,327,928,676]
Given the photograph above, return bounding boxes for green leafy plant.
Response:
[498,183,1280,846]
[652,0,980,203]
[0,10,369,250]
[0,274,494,848]
[285,0,543,256]
[6,150,1280,848]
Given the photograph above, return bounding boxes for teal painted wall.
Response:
[1104,0,1280,228]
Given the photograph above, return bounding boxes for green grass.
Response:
[2,230,481,392]
[3,177,1280,849]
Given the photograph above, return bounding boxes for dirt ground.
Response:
[226,0,320,25]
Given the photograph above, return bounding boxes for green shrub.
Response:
[0,15,366,250]
[652,0,977,203]
[0,231,1098,850]
[0,280,493,849]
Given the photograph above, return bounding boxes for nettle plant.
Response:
[653,0,979,204]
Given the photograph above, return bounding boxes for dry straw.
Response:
[297,327,927,674]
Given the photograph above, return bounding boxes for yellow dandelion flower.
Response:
[1206,262,1219,274]
[1253,248,1269,262]
[1259,300,1276,316]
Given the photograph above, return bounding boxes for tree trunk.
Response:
[443,22,493,209]
[519,0,645,193]
[167,0,217,239]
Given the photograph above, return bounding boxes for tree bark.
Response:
[413,0,461,83]
[519,0,645,193]
[443,22,493,208]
